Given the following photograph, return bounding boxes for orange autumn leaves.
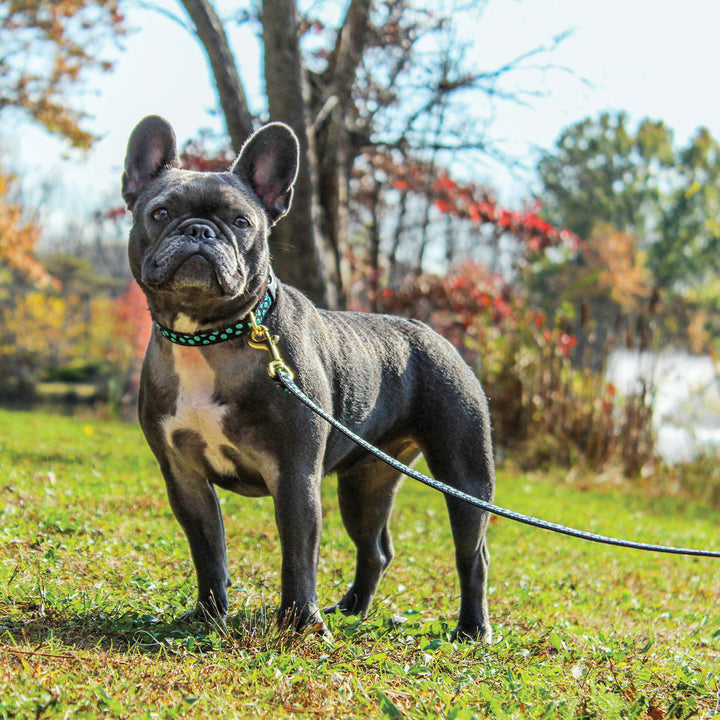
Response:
[1,0,126,149]
[0,168,58,288]
[585,222,652,312]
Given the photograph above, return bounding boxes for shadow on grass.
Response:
[0,601,291,657]
[0,600,444,660]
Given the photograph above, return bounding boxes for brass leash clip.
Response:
[248,312,295,380]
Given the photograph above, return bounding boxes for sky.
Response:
[5,0,720,223]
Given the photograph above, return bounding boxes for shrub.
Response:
[375,262,657,475]
[0,279,150,409]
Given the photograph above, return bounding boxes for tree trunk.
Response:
[181,0,374,309]
[179,0,254,151]
[314,0,374,309]
[262,0,332,307]
[369,176,382,311]
[388,188,409,287]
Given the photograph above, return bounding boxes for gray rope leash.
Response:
[275,369,720,559]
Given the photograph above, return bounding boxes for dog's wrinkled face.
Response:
[122,116,299,324]
[130,171,265,300]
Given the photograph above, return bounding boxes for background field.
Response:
[1,408,719,719]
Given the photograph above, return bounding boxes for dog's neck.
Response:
[153,272,278,347]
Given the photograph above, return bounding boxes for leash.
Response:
[272,368,720,558]
[249,313,720,559]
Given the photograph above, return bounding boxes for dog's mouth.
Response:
[144,247,222,294]
[170,252,221,290]
[142,235,242,297]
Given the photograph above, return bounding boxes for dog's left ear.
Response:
[122,115,179,210]
[231,122,299,225]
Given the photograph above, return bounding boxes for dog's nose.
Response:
[186,223,217,241]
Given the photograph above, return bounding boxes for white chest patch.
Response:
[162,344,236,476]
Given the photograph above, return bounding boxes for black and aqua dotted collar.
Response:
[155,274,277,347]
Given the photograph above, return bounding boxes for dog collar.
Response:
[155,273,277,346]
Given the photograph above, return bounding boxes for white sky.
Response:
[4,0,720,220]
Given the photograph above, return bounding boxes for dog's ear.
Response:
[122,115,179,210]
[231,122,299,224]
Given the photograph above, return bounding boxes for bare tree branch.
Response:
[136,2,193,33]
[323,0,372,101]
[179,0,254,150]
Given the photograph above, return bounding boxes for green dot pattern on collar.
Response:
[155,288,274,346]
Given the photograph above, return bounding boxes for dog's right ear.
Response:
[122,115,179,210]
[231,122,299,225]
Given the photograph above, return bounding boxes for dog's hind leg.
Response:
[442,490,493,642]
[421,417,495,643]
[327,443,420,617]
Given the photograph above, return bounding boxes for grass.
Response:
[0,408,719,719]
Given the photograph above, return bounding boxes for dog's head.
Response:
[122,115,298,325]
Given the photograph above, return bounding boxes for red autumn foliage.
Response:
[113,280,152,362]
[180,136,236,173]
[376,260,509,329]
[370,154,578,253]
[559,332,578,356]
[100,206,127,222]
[371,260,581,371]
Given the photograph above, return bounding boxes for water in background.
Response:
[607,350,720,463]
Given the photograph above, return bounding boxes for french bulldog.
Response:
[122,115,496,642]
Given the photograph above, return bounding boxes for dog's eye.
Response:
[152,208,169,222]
[233,215,251,229]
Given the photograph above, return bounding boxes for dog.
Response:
[122,115,496,642]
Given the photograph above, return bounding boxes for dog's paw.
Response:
[306,619,334,643]
[179,596,228,626]
[451,623,493,644]
[179,608,202,624]
[323,589,369,618]
[278,603,331,637]
[323,602,352,617]
[178,608,226,627]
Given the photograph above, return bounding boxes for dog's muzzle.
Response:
[142,220,237,294]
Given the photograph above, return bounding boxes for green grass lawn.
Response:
[0,408,718,719]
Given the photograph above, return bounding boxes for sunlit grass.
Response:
[1,408,718,718]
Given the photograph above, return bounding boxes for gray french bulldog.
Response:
[121,115,496,642]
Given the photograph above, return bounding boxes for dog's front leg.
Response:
[162,467,231,621]
[273,471,326,633]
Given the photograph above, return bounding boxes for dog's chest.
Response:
[160,346,279,495]
[162,346,236,476]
